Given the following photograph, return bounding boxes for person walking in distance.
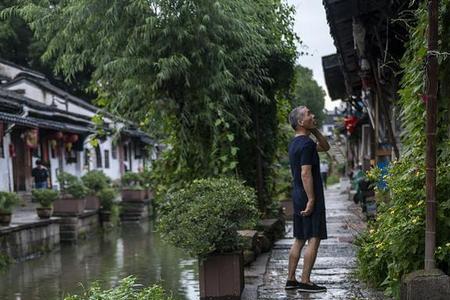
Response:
[32,159,49,189]
[285,106,330,292]
[320,160,329,190]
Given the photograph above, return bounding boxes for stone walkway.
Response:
[250,183,387,300]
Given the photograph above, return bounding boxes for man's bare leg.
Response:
[300,237,321,283]
[287,238,305,281]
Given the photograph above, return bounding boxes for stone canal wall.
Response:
[1,198,153,262]
[58,211,100,243]
[0,219,60,261]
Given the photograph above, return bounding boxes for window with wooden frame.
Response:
[95,146,102,168]
[84,148,90,167]
[0,122,4,158]
[104,150,110,169]
[134,142,142,159]
[0,138,4,158]
[111,145,117,159]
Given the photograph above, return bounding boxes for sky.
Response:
[286,0,342,110]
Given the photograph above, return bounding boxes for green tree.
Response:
[0,0,94,100]
[291,65,326,125]
[0,0,33,65]
[5,0,297,213]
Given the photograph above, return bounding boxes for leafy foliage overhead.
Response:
[4,0,298,196]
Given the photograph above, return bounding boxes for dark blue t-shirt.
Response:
[288,135,325,215]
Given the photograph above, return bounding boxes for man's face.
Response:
[299,107,316,129]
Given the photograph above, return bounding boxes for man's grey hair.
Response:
[288,106,306,130]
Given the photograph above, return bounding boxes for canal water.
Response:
[0,221,199,300]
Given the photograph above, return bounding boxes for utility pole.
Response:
[425,0,439,271]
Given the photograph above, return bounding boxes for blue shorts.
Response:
[35,181,48,189]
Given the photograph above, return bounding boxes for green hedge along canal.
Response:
[0,221,199,299]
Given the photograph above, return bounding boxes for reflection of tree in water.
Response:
[59,231,117,294]
[0,221,198,300]
[0,247,62,299]
[120,221,198,299]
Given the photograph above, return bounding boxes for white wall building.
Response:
[0,60,154,193]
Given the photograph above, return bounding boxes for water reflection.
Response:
[0,221,199,300]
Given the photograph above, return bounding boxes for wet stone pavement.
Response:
[254,183,388,300]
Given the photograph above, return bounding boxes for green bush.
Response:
[356,158,450,298]
[98,188,117,211]
[64,276,173,300]
[269,162,292,202]
[0,191,21,213]
[81,170,111,194]
[158,177,259,258]
[356,3,450,298]
[355,160,424,297]
[31,189,59,208]
[140,168,153,189]
[57,172,89,199]
[121,172,144,190]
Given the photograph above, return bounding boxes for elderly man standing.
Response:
[285,106,330,293]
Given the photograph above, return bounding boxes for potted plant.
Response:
[158,177,258,300]
[53,172,89,216]
[121,172,146,202]
[81,170,110,210]
[32,189,59,219]
[97,187,117,223]
[0,192,21,226]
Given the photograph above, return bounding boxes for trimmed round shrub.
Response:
[81,170,111,194]
[121,172,144,190]
[158,177,258,258]
[32,189,59,208]
[57,172,88,199]
[0,192,21,213]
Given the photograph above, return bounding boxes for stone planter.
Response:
[36,207,53,219]
[53,196,86,216]
[279,199,294,218]
[85,195,100,210]
[121,189,146,202]
[0,212,12,226]
[199,252,244,300]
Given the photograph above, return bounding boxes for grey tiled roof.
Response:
[0,111,92,134]
[2,74,100,113]
[0,59,47,80]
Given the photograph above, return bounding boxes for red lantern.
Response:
[69,134,79,143]
[343,116,358,134]
[51,131,64,140]
[63,133,79,143]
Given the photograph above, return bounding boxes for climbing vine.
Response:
[356,2,450,298]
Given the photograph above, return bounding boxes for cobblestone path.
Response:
[257,184,387,299]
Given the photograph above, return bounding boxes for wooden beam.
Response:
[424,0,439,271]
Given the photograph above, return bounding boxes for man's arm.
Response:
[300,165,315,216]
[311,128,330,152]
